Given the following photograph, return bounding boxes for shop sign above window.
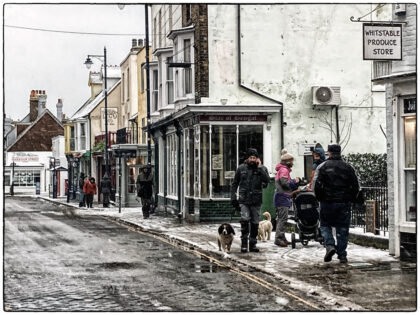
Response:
[404,98,416,114]
[363,23,402,60]
[199,115,267,122]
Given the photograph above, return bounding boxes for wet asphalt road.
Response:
[4,197,313,311]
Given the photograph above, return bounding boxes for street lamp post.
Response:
[145,4,152,165]
[84,47,109,176]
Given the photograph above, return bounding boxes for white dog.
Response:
[257,212,273,242]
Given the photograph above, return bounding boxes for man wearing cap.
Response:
[231,148,270,253]
[313,144,359,263]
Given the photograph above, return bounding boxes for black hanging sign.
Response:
[404,98,416,114]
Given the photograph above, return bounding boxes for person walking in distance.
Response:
[100,173,111,208]
[313,144,360,263]
[83,176,97,208]
[231,148,270,253]
[273,149,300,247]
[136,164,154,219]
[78,173,86,207]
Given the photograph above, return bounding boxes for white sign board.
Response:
[101,107,118,132]
[298,143,315,156]
[363,24,402,60]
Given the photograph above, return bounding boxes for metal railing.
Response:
[116,127,137,144]
[351,181,388,234]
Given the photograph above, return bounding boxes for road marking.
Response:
[106,218,322,311]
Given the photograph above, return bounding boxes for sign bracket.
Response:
[350,16,407,25]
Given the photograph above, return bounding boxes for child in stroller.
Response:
[290,183,324,248]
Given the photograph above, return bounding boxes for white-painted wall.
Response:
[207,4,389,176]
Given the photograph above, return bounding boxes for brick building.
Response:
[5,90,64,194]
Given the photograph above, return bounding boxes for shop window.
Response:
[185,129,194,197]
[14,170,40,187]
[5,172,11,185]
[127,166,136,194]
[159,140,165,194]
[404,115,416,222]
[238,125,264,164]
[167,134,178,196]
[200,125,209,197]
[211,125,237,198]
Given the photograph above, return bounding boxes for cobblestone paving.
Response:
[4,197,312,311]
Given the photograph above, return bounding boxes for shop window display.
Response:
[200,126,210,198]
[13,170,41,186]
[211,125,237,198]
[404,115,416,222]
[238,125,264,165]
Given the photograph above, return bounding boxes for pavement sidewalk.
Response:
[21,194,416,311]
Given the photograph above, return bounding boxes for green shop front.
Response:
[150,104,281,222]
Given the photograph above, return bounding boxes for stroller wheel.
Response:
[302,239,309,246]
[291,233,296,249]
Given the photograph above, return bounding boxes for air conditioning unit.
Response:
[312,86,341,106]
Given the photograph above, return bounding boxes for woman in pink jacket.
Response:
[273,149,300,247]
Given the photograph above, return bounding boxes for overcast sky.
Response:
[3,3,146,120]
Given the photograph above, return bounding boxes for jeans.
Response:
[319,202,351,258]
[79,190,85,207]
[240,204,261,243]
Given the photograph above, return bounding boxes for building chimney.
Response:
[56,98,63,122]
[132,39,137,47]
[29,90,39,122]
[138,39,144,47]
[38,90,47,116]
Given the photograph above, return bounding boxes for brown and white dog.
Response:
[257,212,273,242]
[217,223,235,254]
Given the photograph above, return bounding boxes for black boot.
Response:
[240,221,249,253]
[241,238,248,253]
[249,223,260,253]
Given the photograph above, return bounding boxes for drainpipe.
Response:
[335,105,340,144]
[237,5,284,149]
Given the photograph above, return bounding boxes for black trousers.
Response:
[86,194,94,208]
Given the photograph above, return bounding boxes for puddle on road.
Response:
[189,262,228,273]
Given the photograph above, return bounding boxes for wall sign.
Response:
[298,143,316,156]
[200,115,267,122]
[12,153,39,162]
[363,23,402,60]
[101,108,118,132]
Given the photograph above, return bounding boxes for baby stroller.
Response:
[290,189,323,248]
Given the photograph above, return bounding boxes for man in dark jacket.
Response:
[313,144,359,264]
[136,164,154,219]
[231,148,270,253]
[100,173,111,208]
